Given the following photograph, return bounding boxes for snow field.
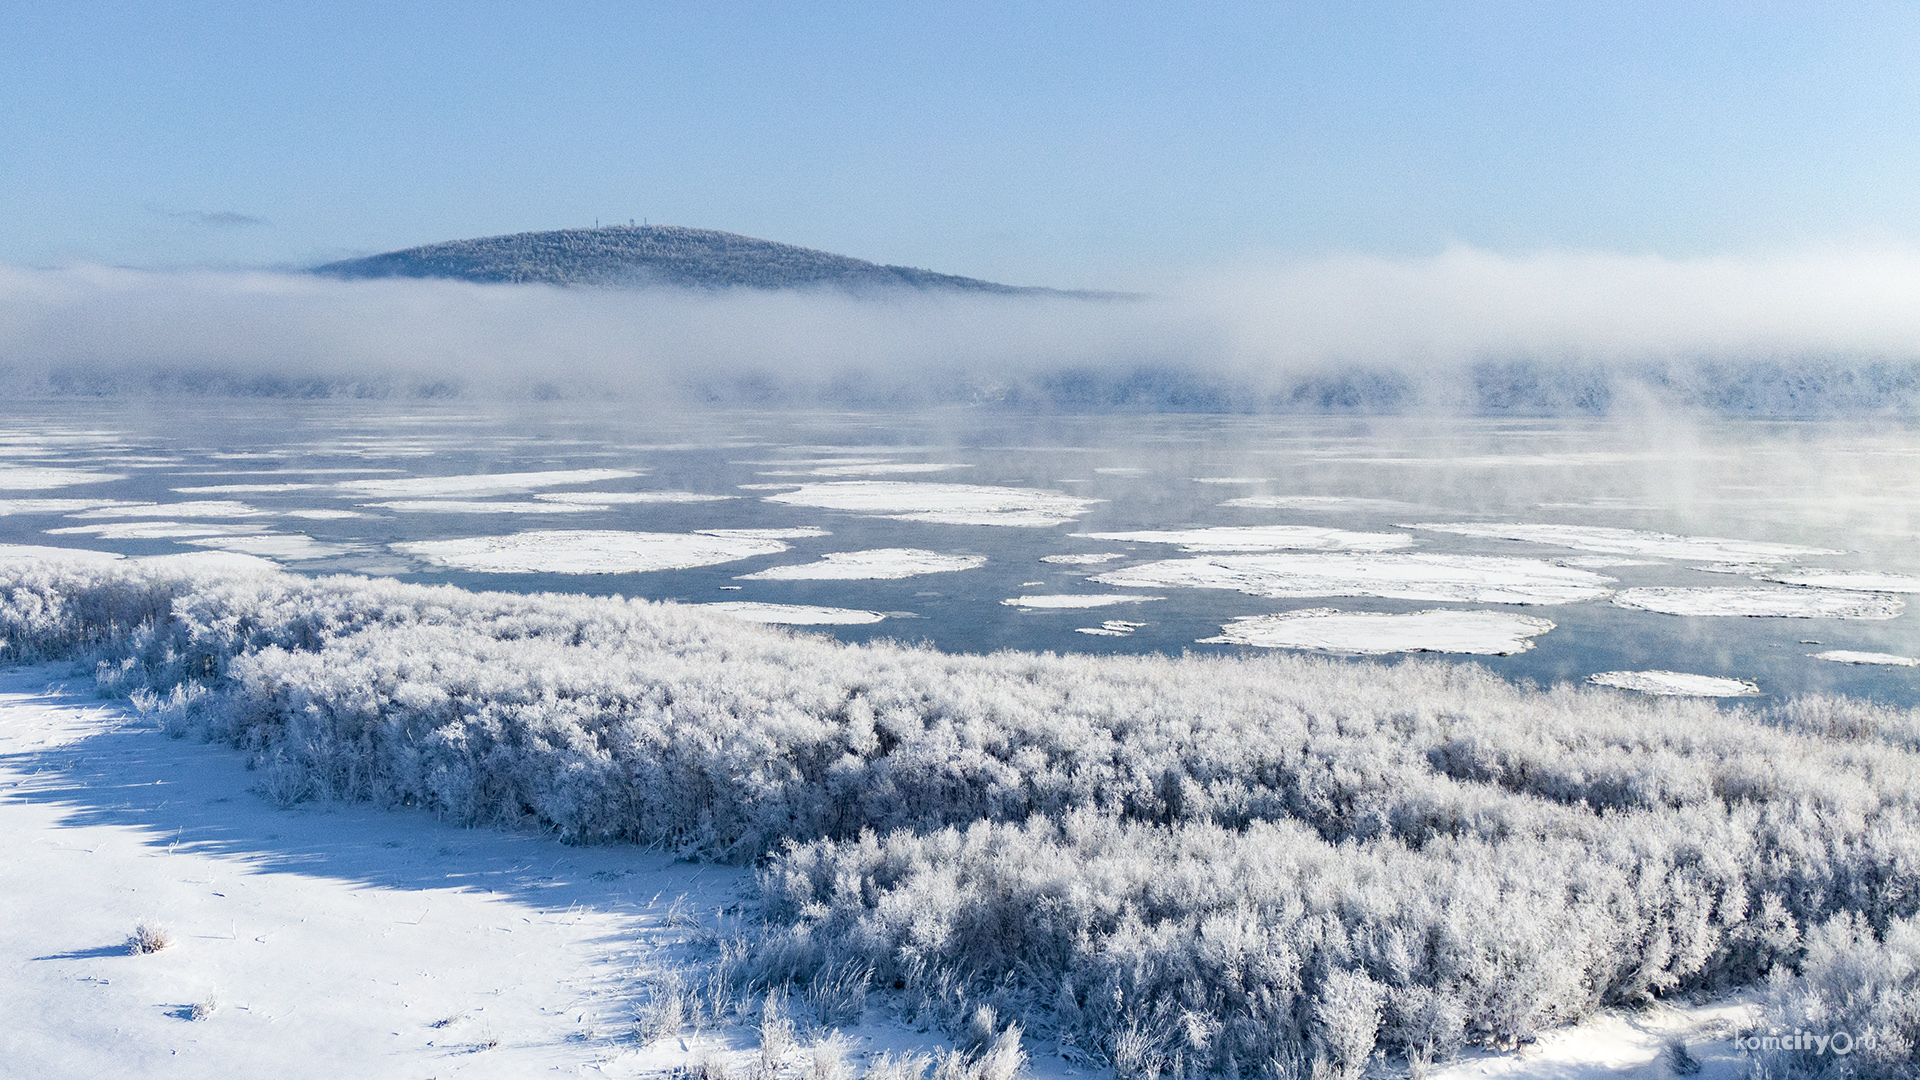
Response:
[3,554,1918,1079]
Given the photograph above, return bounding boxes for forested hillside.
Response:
[314,225,1102,294]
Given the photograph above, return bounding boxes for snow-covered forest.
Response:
[3,553,1915,1078]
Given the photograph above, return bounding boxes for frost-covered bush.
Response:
[6,558,1920,1075]
[1746,913,1920,1079]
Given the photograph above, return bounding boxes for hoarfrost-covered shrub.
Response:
[1746,913,1920,1079]
[7,559,1920,1075]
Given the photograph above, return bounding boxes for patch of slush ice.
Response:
[765,481,1101,527]
[334,468,643,498]
[1696,562,1775,575]
[392,530,794,574]
[0,499,138,516]
[698,602,886,625]
[1403,522,1842,562]
[66,500,272,519]
[1095,467,1148,475]
[282,509,367,520]
[1558,556,1660,568]
[1002,594,1166,609]
[802,463,972,476]
[1612,587,1903,619]
[1076,619,1147,637]
[1588,670,1762,697]
[1221,495,1418,510]
[171,483,321,493]
[1202,608,1556,655]
[1812,650,1920,666]
[1094,553,1614,605]
[362,500,611,513]
[0,466,125,490]
[0,544,123,564]
[1042,552,1127,564]
[47,522,274,539]
[1760,568,1920,593]
[1193,477,1270,484]
[735,549,986,580]
[700,527,829,540]
[181,535,364,561]
[135,550,284,574]
[1073,526,1413,552]
[534,491,737,504]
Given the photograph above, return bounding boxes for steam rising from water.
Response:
[3,248,1920,412]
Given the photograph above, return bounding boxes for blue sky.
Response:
[3,2,1918,288]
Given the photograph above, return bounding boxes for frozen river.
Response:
[3,399,1917,704]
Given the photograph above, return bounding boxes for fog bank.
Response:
[4,248,1919,414]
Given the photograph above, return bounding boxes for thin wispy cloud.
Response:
[145,205,270,229]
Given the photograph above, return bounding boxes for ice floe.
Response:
[334,468,643,498]
[1001,594,1166,609]
[1073,526,1413,552]
[171,483,322,493]
[1588,670,1762,697]
[1558,556,1660,568]
[735,549,986,580]
[534,491,737,504]
[0,544,123,564]
[1403,522,1842,562]
[1094,553,1615,605]
[47,522,274,540]
[1221,495,1418,511]
[0,466,125,490]
[282,509,367,520]
[1811,650,1920,666]
[181,535,364,561]
[698,602,886,625]
[392,530,795,574]
[1759,568,1920,593]
[0,499,138,516]
[65,501,272,519]
[1202,608,1556,655]
[701,527,829,540]
[765,481,1100,527]
[799,463,972,476]
[1612,587,1903,619]
[1041,552,1127,564]
[363,500,611,513]
[1076,619,1147,637]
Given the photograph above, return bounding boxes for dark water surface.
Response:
[3,399,1916,705]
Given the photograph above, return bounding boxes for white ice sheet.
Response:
[765,481,1100,527]
[1588,670,1762,696]
[1094,553,1615,605]
[1073,526,1413,552]
[1203,608,1555,655]
[1612,587,1903,619]
[1403,522,1842,562]
[393,530,793,574]
[736,548,985,580]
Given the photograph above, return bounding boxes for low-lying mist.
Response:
[4,247,1920,415]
